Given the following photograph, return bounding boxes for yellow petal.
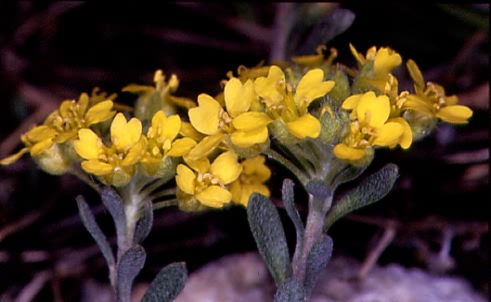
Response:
[121,137,146,166]
[188,94,221,135]
[232,111,272,131]
[231,127,269,148]
[176,164,196,195]
[357,92,390,128]
[148,110,166,139]
[0,147,29,165]
[184,156,210,174]
[295,69,335,105]
[24,125,58,142]
[81,159,114,176]
[254,65,285,106]
[402,95,433,115]
[149,111,182,141]
[78,93,90,115]
[30,139,54,156]
[389,117,412,149]
[372,122,404,147]
[406,59,425,90]
[224,78,254,117]
[180,121,205,142]
[349,43,366,65]
[166,137,197,156]
[234,183,270,206]
[373,47,402,75]
[210,151,242,184]
[73,129,102,159]
[436,105,473,124]
[196,185,232,208]
[186,133,223,161]
[342,94,363,110]
[285,114,321,139]
[85,100,115,125]
[333,144,366,161]
[241,155,271,182]
[111,113,142,151]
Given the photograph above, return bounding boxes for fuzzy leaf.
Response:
[324,163,399,231]
[101,187,127,246]
[141,262,187,302]
[117,245,146,302]
[296,8,355,56]
[247,193,292,286]
[76,196,115,268]
[273,278,307,302]
[304,234,333,295]
[282,179,304,256]
[134,201,154,244]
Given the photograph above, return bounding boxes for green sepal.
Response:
[116,245,146,302]
[76,195,115,269]
[247,193,292,286]
[273,278,307,302]
[324,163,399,231]
[141,262,188,302]
[326,69,351,107]
[304,234,333,295]
[133,200,154,244]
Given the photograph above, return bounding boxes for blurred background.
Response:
[0,3,488,301]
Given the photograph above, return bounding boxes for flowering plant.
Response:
[1,42,472,301]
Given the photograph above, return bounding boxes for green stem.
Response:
[292,193,325,283]
[144,188,176,204]
[139,176,175,200]
[264,149,309,186]
[153,199,179,211]
[117,182,142,260]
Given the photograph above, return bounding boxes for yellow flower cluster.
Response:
[1,44,473,209]
[330,44,472,165]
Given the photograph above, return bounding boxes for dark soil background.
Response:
[0,3,488,301]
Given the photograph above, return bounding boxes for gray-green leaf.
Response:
[304,234,333,295]
[76,195,115,268]
[141,262,187,302]
[324,163,399,231]
[282,179,304,261]
[101,187,127,247]
[273,278,307,302]
[134,201,154,244]
[247,193,292,286]
[116,245,146,302]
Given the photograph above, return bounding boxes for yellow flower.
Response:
[254,66,335,139]
[144,110,196,159]
[73,113,146,186]
[333,92,407,163]
[291,45,338,68]
[188,78,271,151]
[140,110,197,176]
[350,44,402,92]
[123,70,195,121]
[402,59,473,124]
[230,155,271,206]
[175,151,242,208]
[47,92,116,143]
[0,92,116,169]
